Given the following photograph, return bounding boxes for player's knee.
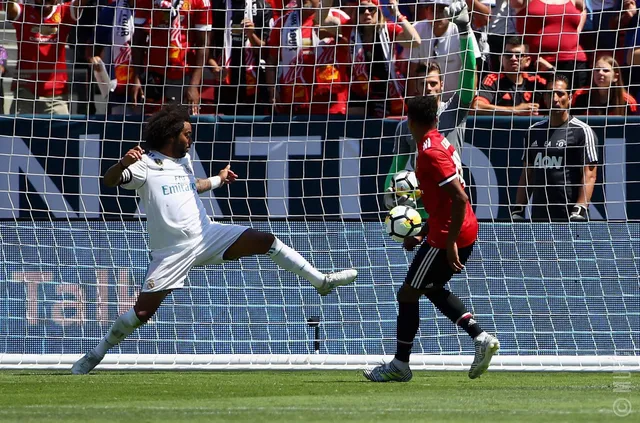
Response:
[133,306,157,323]
[424,285,448,302]
[261,232,276,252]
[397,284,422,303]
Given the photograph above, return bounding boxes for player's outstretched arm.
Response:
[103,146,144,187]
[195,164,238,194]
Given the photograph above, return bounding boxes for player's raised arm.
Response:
[195,165,238,194]
[103,146,145,187]
[446,0,476,106]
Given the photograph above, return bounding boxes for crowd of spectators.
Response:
[1,0,640,116]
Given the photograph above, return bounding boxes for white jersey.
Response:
[121,151,211,251]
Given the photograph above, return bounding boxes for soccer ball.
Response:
[392,170,421,201]
[385,205,422,242]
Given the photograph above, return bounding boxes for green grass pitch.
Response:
[0,371,636,422]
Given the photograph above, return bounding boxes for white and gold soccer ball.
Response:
[391,170,421,206]
[385,205,422,242]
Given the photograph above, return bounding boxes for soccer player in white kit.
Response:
[72,105,358,374]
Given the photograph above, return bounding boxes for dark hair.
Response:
[415,61,443,80]
[143,105,190,151]
[504,35,524,48]
[406,95,439,128]
[546,73,571,91]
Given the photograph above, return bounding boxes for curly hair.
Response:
[406,95,439,128]
[143,105,191,151]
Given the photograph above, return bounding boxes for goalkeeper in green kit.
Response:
[384,0,477,219]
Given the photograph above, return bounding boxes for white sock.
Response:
[474,331,489,342]
[93,309,143,357]
[391,358,410,370]
[268,237,325,288]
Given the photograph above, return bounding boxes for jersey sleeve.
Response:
[580,124,599,164]
[329,8,350,25]
[421,149,458,187]
[120,159,148,190]
[409,21,428,63]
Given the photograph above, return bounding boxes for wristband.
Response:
[208,176,222,190]
[117,160,127,170]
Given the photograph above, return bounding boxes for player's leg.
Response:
[71,291,169,375]
[363,243,439,382]
[419,244,499,379]
[72,244,196,374]
[222,228,357,295]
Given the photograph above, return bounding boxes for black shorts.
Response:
[404,242,474,290]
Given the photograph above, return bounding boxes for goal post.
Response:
[0,115,638,372]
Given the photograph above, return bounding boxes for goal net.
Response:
[0,1,639,371]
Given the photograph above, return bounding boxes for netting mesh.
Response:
[1,220,638,356]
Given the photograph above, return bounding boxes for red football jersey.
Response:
[415,129,478,249]
[11,2,78,96]
[136,0,211,81]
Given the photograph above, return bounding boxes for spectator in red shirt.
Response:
[265,0,351,116]
[572,55,638,116]
[347,0,420,117]
[131,0,212,115]
[472,36,545,115]
[6,0,90,115]
[512,0,589,89]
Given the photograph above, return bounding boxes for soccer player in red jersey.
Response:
[364,95,500,382]
[131,0,212,114]
[6,0,90,114]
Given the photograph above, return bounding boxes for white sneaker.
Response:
[315,269,358,296]
[71,350,104,375]
[468,334,500,379]
[363,362,413,382]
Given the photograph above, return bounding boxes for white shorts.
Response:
[142,222,249,292]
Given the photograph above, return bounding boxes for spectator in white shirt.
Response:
[407,0,481,101]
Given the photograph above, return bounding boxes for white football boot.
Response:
[468,333,500,379]
[315,269,358,296]
[363,362,413,382]
[71,350,104,375]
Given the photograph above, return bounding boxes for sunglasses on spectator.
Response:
[503,52,527,59]
[359,6,377,14]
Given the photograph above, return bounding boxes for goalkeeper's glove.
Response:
[569,204,588,222]
[511,205,526,221]
[384,186,416,210]
[445,0,471,33]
